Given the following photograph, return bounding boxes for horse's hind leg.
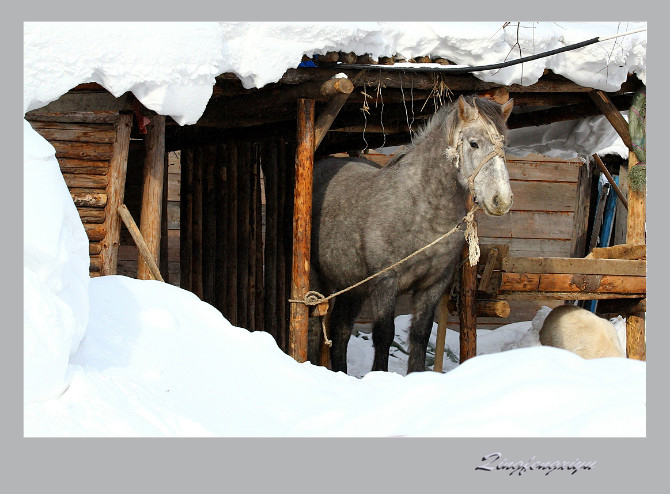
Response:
[370,276,399,372]
[328,292,363,374]
[407,279,451,373]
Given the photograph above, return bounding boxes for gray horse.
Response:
[308,95,514,374]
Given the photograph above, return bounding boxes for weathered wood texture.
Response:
[289,99,315,363]
[117,205,164,282]
[625,151,646,361]
[26,111,132,276]
[137,115,166,280]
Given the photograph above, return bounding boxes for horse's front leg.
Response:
[327,292,363,374]
[370,276,399,372]
[407,278,452,373]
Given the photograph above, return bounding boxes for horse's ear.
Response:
[458,95,478,123]
[501,98,514,123]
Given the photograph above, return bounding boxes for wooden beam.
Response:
[200,78,352,126]
[289,99,315,363]
[593,154,628,210]
[589,90,633,150]
[501,257,646,276]
[499,272,645,294]
[314,92,353,149]
[498,291,644,301]
[625,151,646,361]
[447,299,511,318]
[137,115,165,280]
[101,113,132,275]
[117,205,164,282]
[586,243,646,260]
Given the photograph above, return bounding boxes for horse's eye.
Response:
[470,141,479,149]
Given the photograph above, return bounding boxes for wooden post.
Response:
[237,141,250,329]
[262,139,279,341]
[225,142,239,325]
[626,151,646,361]
[289,99,315,363]
[459,198,478,363]
[254,145,265,332]
[137,115,166,280]
[159,151,169,281]
[433,294,450,372]
[191,147,204,299]
[276,139,289,353]
[215,143,229,315]
[202,145,216,305]
[101,113,132,275]
[180,148,193,291]
[248,144,259,331]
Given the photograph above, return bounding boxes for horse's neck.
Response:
[396,124,469,210]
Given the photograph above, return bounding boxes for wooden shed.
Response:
[25,51,646,364]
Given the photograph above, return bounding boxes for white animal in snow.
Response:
[539,305,625,359]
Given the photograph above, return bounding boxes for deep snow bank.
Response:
[24,276,646,437]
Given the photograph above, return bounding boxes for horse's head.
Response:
[448,95,514,216]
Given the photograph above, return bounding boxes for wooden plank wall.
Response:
[26,111,132,277]
[459,153,585,328]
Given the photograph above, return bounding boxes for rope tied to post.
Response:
[289,202,481,308]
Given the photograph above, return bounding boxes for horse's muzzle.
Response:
[482,191,513,216]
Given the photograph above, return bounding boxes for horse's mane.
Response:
[384,96,509,168]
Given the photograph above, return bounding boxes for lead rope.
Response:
[290,118,506,353]
[289,202,481,309]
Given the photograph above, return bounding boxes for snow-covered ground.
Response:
[22,21,647,447]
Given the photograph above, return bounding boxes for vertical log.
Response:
[101,113,132,275]
[613,163,629,246]
[202,145,216,305]
[289,99,315,363]
[276,138,288,352]
[160,151,169,281]
[262,139,279,341]
[571,159,592,257]
[237,141,251,329]
[180,148,193,291]
[459,197,477,363]
[433,294,450,372]
[248,144,259,331]
[137,115,166,280]
[215,143,229,315]
[191,147,204,299]
[225,142,239,325]
[254,145,265,332]
[626,151,646,361]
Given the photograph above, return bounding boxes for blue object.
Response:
[586,174,620,313]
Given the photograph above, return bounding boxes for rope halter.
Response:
[445,115,507,199]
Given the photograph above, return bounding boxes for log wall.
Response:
[26,110,132,277]
[170,137,295,352]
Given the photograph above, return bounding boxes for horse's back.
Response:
[313,156,380,189]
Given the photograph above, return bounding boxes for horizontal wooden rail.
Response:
[501,257,646,276]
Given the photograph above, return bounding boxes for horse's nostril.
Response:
[493,195,500,207]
